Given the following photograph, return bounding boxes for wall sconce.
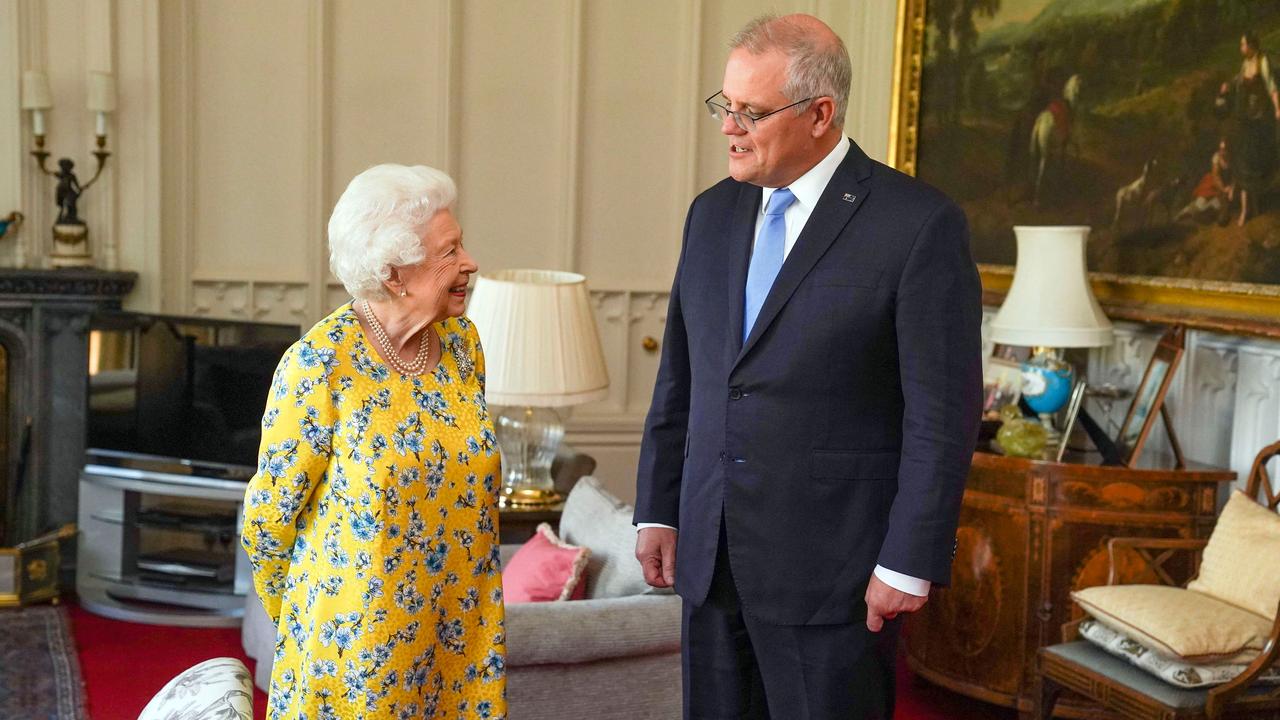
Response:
[21,70,115,268]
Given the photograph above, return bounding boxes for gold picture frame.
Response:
[889,0,1280,339]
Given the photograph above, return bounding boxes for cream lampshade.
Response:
[21,71,52,110]
[989,226,1113,348]
[990,226,1113,435]
[21,70,52,138]
[466,269,609,507]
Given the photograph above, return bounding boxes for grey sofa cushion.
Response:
[504,594,681,666]
[559,476,654,599]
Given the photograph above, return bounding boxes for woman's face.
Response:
[390,209,477,324]
[1242,36,1257,58]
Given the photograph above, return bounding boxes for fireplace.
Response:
[0,269,136,552]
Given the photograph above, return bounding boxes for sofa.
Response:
[242,476,682,719]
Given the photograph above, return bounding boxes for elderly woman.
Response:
[241,164,506,719]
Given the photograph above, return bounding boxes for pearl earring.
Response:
[399,289,407,297]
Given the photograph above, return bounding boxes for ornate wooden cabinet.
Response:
[904,450,1235,717]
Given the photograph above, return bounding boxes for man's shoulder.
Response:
[690,176,749,212]
[866,159,956,215]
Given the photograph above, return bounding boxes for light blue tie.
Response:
[743,188,796,342]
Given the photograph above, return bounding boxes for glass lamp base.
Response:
[494,405,565,509]
[1037,412,1064,445]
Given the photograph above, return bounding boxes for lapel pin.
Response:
[842,193,856,203]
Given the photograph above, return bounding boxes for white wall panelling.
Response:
[12,1,1280,496]
[83,0,115,271]
[305,0,328,325]
[115,0,162,309]
[16,0,49,268]
[190,280,311,326]
[1232,343,1280,494]
[0,0,23,269]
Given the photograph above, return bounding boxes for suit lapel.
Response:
[726,184,761,358]
[733,140,874,368]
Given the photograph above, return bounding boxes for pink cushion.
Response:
[502,522,590,603]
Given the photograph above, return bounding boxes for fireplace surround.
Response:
[0,268,135,553]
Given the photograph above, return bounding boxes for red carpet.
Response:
[67,600,267,719]
[67,597,1010,719]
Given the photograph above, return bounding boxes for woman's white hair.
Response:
[328,164,457,301]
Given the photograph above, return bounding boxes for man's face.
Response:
[720,48,815,188]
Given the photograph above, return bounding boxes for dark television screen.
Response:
[87,312,300,474]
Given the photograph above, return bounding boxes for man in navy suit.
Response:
[634,13,983,719]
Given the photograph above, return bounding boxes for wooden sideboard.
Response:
[498,504,564,544]
[904,449,1235,718]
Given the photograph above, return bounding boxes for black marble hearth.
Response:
[0,268,136,547]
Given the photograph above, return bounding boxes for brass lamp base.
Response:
[499,486,564,509]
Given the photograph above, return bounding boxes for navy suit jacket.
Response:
[634,139,983,626]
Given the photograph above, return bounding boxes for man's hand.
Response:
[635,527,677,588]
[864,573,927,632]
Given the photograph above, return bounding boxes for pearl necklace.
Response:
[361,299,431,375]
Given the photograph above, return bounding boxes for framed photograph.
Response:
[890,0,1280,336]
[1115,326,1186,466]
[991,343,1031,364]
[1055,379,1088,462]
[982,356,1024,419]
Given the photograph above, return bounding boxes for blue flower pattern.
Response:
[243,306,505,719]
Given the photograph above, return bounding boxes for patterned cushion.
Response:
[1189,490,1280,620]
[137,657,253,720]
[1078,618,1280,688]
[502,522,590,603]
[1072,584,1272,662]
[559,476,654,599]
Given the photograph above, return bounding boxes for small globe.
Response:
[1020,355,1074,414]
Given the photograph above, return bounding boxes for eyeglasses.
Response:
[704,91,816,133]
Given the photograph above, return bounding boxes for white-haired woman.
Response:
[242,164,506,719]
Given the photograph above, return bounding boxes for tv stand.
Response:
[77,453,249,627]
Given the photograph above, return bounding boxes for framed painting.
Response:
[890,0,1280,337]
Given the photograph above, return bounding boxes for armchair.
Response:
[1036,440,1280,720]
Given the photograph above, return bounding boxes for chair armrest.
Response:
[504,594,681,666]
[1208,597,1280,717]
[1106,536,1208,586]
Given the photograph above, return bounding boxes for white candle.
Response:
[95,112,106,137]
[32,109,45,136]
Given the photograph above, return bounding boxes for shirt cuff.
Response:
[636,522,677,532]
[873,565,931,597]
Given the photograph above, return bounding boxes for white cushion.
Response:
[558,476,655,599]
[1078,618,1280,689]
[137,657,253,720]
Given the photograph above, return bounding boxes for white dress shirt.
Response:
[638,138,931,598]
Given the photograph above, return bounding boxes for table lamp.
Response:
[989,226,1113,436]
[466,269,609,508]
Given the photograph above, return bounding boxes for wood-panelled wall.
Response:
[8,2,1274,502]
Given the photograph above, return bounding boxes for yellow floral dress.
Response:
[241,303,506,720]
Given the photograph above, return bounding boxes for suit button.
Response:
[718,451,726,461]
[729,387,743,400]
